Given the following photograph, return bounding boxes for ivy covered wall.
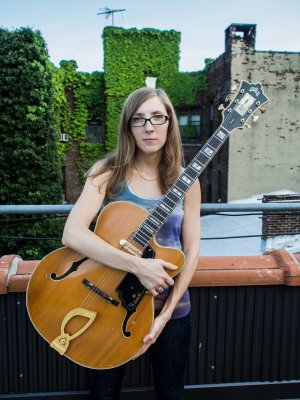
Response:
[103,26,210,151]
[53,26,211,175]
[53,60,106,178]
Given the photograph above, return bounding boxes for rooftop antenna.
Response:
[97,7,126,26]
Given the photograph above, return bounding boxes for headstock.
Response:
[220,81,269,133]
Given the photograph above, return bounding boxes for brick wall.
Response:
[64,143,84,204]
[262,194,300,238]
[261,194,300,253]
[197,52,231,203]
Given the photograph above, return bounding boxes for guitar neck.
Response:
[132,125,230,249]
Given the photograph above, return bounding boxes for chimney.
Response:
[225,23,256,53]
[261,194,300,253]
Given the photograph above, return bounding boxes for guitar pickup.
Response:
[119,239,143,257]
[82,278,119,307]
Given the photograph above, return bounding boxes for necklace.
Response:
[134,164,158,182]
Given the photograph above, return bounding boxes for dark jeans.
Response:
[89,312,192,400]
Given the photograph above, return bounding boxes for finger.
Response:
[133,343,150,359]
[143,333,155,346]
[165,275,174,287]
[160,281,169,290]
[162,261,178,271]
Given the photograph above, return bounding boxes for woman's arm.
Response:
[62,171,177,296]
[138,178,201,353]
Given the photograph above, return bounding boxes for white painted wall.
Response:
[227,39,300,200]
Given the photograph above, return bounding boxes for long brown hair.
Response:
[90,87,184,199]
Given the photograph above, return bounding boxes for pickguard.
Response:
[116,245,155,337]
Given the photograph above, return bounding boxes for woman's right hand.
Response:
[135,258,177,296]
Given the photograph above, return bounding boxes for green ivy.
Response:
[77,142,106,180]
[53,61,106,178]
[103,26,210,150]
[0,27,64,259]
[168,59,212,105]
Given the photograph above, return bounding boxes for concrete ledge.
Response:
[0,249,299,294]
[0,257,38,294]
[190,249,300,287]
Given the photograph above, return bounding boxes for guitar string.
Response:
[78,108,243,310]
[79,261,122,310]
[79,243,140,310]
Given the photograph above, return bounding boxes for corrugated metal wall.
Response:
[1,285,300,396]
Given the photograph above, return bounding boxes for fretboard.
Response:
[132,125,230,249]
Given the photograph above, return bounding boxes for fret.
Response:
[208,135,223,149]
[208,134,228,149]
[165,192,178,207]
[153,207,169,220]
[176,181,188,192]
[184,167,198,180]
[202,145,215,157]
[149,215,160,227]
[141,224,155,235]
[133,229,151,247]
[146,218,159,230]
[172,187,183,197]
[193,157,206,169]
[138,227,152,239]
[190,161,203,174]
[181,174,192,185]
[216,127,228,140]
[133,235,146,247]
[197,152,209,165]
[164,193,178,207]
[160,203,171,213]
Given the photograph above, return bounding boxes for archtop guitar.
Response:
[26,81,269,369]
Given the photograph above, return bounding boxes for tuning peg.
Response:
[245,124,251,129]
[259,107,267,113]
[231,85,237,92]
[218,104,225,111]
[252,115,259,122]
[225,94,232,102]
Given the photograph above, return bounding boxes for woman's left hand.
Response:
[133,314,168,359]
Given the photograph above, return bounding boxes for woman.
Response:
[62,87,201,400]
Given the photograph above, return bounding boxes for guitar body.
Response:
[26,201,185,369]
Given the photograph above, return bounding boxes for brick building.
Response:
[202,23,300,202]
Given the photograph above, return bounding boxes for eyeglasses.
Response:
[129,114,169,127]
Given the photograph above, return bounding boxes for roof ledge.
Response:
[191,249,300,287]
[0,250,300,294]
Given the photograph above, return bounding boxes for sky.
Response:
[2,0,300,73]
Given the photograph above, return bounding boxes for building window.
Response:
[191,114,200,126]
[86,122,104,143]
[177,111,201,143]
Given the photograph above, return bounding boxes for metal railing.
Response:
[1,202,300,215]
